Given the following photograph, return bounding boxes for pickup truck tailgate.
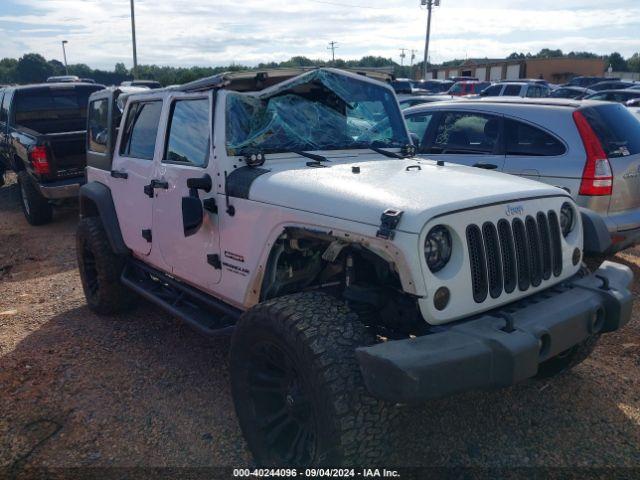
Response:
[47,131,86,177]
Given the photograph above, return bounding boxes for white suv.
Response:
[77,69,632,467]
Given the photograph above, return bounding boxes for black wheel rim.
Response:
[247,341,316,465]
[82,240,99,297]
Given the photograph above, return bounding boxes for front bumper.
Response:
[36,177,83,200]
[356,261,633,403]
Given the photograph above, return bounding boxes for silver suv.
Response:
[403,98,640,253]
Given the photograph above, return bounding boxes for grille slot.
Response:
[497,219,517,294]
[548,210,563,277]
[465,210,563,303]
[466,225,488,303]
[482,222,503,299]
[537,212,552,280]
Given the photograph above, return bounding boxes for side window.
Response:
[119,101,162,160]
[405,113,434,151]
[504,119,566,156]
[525,86,538,98]
[87,99,109,154]
[482,85,502,96]
[0,92,4,123]
[1,91,11,124]
[503,85,521,96]
[431,112,500,154]
[164,98,210,167]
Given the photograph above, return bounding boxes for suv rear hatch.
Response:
[575,103,640,227]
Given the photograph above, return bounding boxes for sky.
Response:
[0,0,639,70]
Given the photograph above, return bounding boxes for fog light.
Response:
[572,248,581,266]
[433,287,450,311]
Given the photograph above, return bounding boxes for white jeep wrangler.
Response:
[77,68,633,466]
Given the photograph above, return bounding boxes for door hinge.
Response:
[203,198,218,214]
[207,254,222,269]
[376,209,403,240]
[142,229,152,242]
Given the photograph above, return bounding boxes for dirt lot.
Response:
[0,172,639,473]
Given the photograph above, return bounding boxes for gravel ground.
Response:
[0,172,639,473]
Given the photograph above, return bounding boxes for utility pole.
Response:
[421,0,440,80]
[130,0,138,79]
[327,41,338,65]
[410,49,417,67]
[61,40,68,75]
[400,48,407,67]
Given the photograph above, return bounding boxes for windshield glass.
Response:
[225,70,409,156]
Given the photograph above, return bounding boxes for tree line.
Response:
[1,49,638,87]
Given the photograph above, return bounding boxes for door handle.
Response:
[110,169,128,179]
[144,179,169,198]
[473,162,498,170]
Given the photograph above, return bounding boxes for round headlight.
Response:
[425,225,452,273]
[560,202,575,237]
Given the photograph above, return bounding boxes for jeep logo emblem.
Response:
[505,205,524,217]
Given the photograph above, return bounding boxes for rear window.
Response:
[505,119,566,156]
[580,104,640,157]
[13,85,102,133]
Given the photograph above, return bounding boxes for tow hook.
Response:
[495,312,516,333]
[595,274,610,291]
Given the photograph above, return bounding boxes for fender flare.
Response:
[580,207,612,257]
[79,181,129,255]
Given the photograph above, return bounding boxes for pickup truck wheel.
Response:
[17,171,53,225]
[76,217,136,315]
[536,334,600,379]
[230,292,395,467]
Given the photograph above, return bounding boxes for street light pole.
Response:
[421,0,440,80]
[61,40,68,75]
[130,0,138,79]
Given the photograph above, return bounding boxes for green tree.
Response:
[16,53,52,83]
[605,52,627,72]
[628,53,640,73]
[114,62,128,76]
[0,58,18,83]
[536,48,564,58]
[47,59,66,76]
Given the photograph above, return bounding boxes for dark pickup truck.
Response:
[0,82,104,224]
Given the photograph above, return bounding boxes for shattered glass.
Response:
[226,69,409,156]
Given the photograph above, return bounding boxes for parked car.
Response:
[549,86,595,100]
[584,89,640,104]
[120,79,162,89]
[77,67,631,467]
[448,81,491,96]
[411,79,454,94]
[46,75,81,83]
[403,98,640,253]
[627,98,640,107]
[398,94,457,109]
[565,76,614,88]
[0,81,104,223]
[480,82,550,98]
[448,76,478,82]
[589,80,637,91]
[390,78,414,95]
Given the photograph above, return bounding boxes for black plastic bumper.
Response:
[356,261,633,403]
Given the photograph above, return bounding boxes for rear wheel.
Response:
[17,171,52,225]
[76,217,136,315]
[230,292,395,467]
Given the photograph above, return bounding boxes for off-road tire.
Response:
[17,171,52,225]
[536,334,600,379]
[76,217,136,315]
[230,291,396,467]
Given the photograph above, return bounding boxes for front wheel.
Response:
[230,292,395,467]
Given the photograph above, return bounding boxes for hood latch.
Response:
[376,209,404,240]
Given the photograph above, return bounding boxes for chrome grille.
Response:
[467,211,563,303]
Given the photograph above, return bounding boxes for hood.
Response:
[243,155,568,234]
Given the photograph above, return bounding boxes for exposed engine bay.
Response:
[260,228,427,337]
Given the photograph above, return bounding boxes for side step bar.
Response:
[121,259,240,337]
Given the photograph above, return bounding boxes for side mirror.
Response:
[409,132,421,150]
[182,196,204,237]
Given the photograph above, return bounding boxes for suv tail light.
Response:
[573,110,612,196]
[28,146,51,175]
